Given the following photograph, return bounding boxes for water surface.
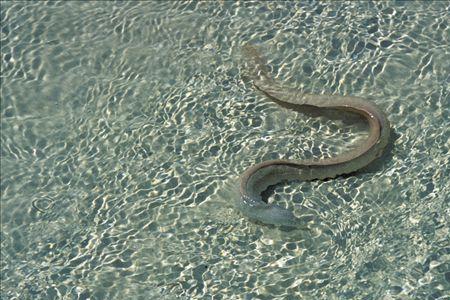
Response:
[1,1,449,299]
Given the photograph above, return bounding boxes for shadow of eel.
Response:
[238,44,391,228]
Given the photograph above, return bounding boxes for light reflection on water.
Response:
[1,1,449,299]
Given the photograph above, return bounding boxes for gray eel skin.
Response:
[238,44,391,228]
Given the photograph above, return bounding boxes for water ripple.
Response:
[1,1,449,299]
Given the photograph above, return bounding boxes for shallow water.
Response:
[1,1,449,299]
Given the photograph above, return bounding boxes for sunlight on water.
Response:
[1,1,449,299]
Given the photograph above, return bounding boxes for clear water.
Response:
[1,1,449,299]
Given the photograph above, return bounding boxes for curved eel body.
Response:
[238,45,390,228]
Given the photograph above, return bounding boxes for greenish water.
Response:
[1,1,449,299]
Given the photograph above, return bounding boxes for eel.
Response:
[238,44,391,228]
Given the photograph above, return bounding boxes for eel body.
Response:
[238,45,390,228]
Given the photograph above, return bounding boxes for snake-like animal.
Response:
[238,44,390,228]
